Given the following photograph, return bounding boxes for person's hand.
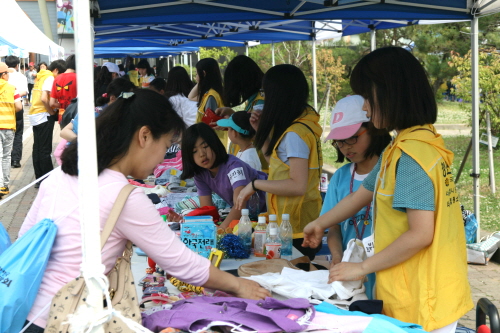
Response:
[249,111,262,132]
[328,262,366,283]
[215,107,235,117]
[302,220,324,249]
[235,183,255,210]
[167,211,182,222]
[233,278,270,300]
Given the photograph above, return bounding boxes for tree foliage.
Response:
[307,48,346,107]
[199,47,238,71]
[449,49,500,135]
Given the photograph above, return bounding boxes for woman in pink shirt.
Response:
[19,89,269,332]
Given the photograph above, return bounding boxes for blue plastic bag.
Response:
[0,222,11,255]
[464,213,478,244]
[0,219,57,333]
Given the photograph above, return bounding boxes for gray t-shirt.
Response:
[276,132,310,165]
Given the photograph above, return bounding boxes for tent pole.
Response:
[37,0,54,41]
[312,40,318,111]
[190,53,193,80]
[272,42,275,66]
[370,28,376,51]
[486,112,496,194]
[173,55,176,67]
[245,43,249,56]
[168,56,170,72]
[74,0,104,330]
[471,15,481,241]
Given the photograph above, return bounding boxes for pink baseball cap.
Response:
[325,95,369,141]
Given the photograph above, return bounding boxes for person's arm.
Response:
[188,83,199,101]
[41,91,55,115]
[218,185,246,230]
[203,265,270,300]
[199,194,213,208]
[235,157,308,211]
[215,107,235,117]
[60,122,77,142]
[328,209,434,283]
[14,99,22,112]
[49,97,60,109]
[302,185,373,249]
[327,225,344,266]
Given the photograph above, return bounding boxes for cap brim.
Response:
[216,118,235,128]
[325,123,363,141]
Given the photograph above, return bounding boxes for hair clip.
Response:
[102,93,108,98]
[119,91,134,99]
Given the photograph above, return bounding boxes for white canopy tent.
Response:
[1,0,64,61]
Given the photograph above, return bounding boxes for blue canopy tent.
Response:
[69,2,500,324]
[0,36,29,58]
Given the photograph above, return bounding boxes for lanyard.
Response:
[350,164,371,240]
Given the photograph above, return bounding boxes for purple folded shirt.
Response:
[142,296,315,332]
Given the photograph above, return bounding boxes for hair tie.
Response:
[118,91,134,99]
[102,93,108,98]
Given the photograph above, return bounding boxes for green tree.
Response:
[449,49,500,135]
[307,48,346,107]
[199,47,238,71]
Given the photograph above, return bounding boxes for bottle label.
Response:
[265,243,281,259]
[254,231,266,257]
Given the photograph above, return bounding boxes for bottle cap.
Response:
[282,214,290,220]
[241,209,249,216]
[258,216,266,224]
[269,228,278,235]
[269,214,277,221]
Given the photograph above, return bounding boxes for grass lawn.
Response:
[436,100,471,125]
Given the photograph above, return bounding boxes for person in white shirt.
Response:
[5,56,28,168]
[165,66,197,128]
[25,62,37,104]
[28,59,66,188]
[217,111,261,171]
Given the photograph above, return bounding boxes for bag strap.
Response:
[100,184,135,249]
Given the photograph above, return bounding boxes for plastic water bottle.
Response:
[238,209,252,255]
[253,216,267,257]
[265,228,282,259]
[267,214,279,238]
[280,213,293,259]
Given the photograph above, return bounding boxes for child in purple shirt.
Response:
[181,123,267,229]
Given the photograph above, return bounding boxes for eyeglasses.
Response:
[333,129,367,148]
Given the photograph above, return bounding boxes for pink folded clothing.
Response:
[128,179,155,188]
[158,207,174,216]
[154,151,183,178]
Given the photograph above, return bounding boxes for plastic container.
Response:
[238,209,252,255]
[266,214,279,239]
[247,192,260,221]
[280,213,293,259]
[265,227,282,259]
[253,216,267,257]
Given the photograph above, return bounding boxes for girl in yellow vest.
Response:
[235,64,323,260]
[188,58,228,148]
[216,55,268,173]
[302,47,472,332]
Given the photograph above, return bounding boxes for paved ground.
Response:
[0,111,497,331]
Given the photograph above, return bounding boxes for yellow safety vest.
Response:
[374,124,473,331]
[228,92,269,173]
[268,108,323,238]
[0,80,17,130]
[29,69,53,115]
[197,89,228,148]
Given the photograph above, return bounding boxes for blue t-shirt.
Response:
[320,162,375,299]
[194,155,267,212]
[362,152,434,212]
[276,132,310,165]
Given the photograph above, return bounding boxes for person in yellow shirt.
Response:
[235,64,323,260]
[302,47,472,333]
[127,63,139,87]
[0,62,23,196]
[188,58,227,148]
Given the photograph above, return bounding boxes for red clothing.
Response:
[50,72,77,110]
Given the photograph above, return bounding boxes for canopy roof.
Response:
[1,0,64,59]
[95,0,473,26]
